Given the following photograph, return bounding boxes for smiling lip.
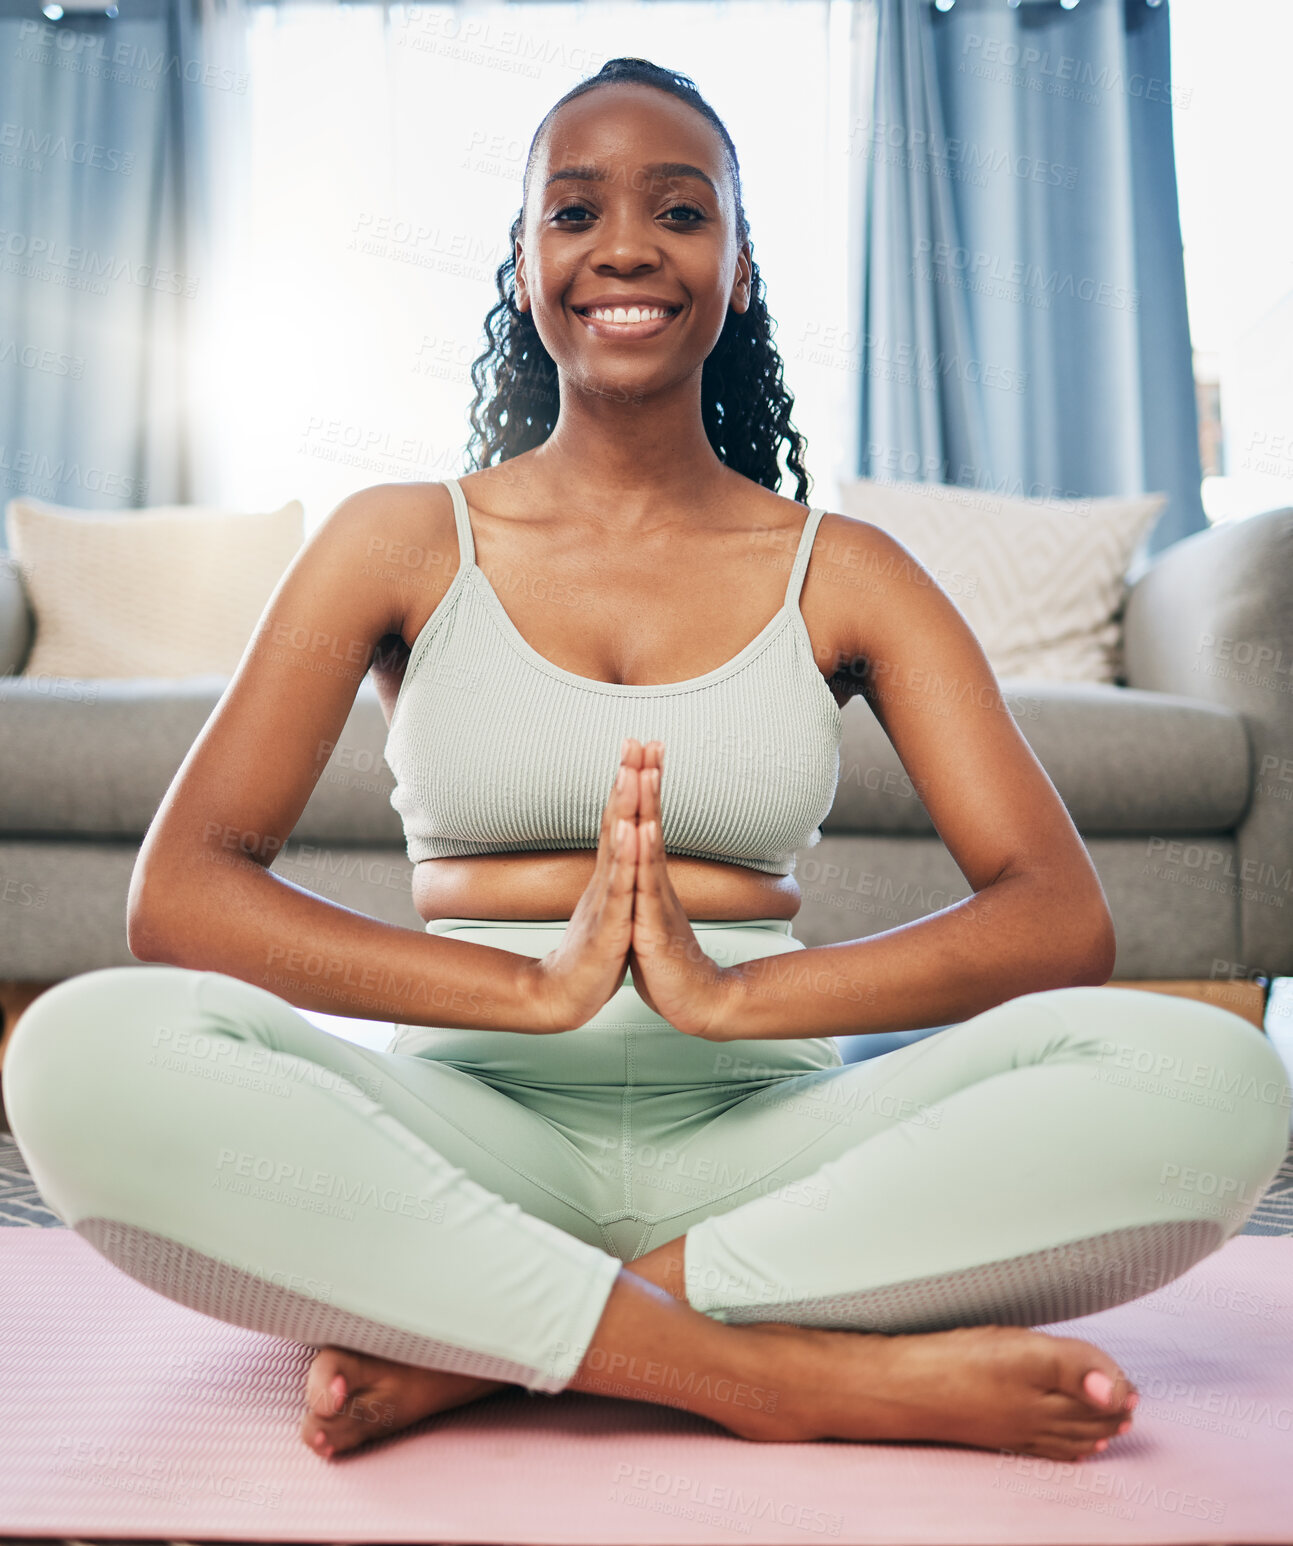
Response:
[573,305,682,341]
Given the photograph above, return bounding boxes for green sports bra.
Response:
[382,478,842,877]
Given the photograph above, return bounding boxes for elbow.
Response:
[1065,902,1118,988]
[126,855,183,964]
[126,890,171,964]
[1004,867,1118,991]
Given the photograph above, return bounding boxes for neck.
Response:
[530,375,735,527]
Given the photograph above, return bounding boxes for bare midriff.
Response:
[411,850,802,924]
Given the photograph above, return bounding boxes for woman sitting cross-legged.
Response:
[6,56,1287,1465]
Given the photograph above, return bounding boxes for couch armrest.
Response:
[0,554,34,676]
[1122,506,1293,978]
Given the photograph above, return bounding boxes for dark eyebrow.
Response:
[544,161,718,198]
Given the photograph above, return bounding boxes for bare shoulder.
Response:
[806,508,959,666]
[341,479,458,565]
[300,479,453,569]
[332,480,461,646]
[794,509,897,672]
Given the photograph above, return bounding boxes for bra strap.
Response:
[783,506,826,611]
[443,477,476,570]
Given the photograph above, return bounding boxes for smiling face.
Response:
[514,83,752,402]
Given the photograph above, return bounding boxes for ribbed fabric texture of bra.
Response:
[382,477,843,877]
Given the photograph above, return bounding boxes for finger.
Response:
[610,739,644,829]
[617,739,645,824]
[634,753,651,823]
[610,816,641,923]
[641,766,667,885]
[590,747,643,926]
[612,817,638,885]
[634,815,700,1002]
[594,815,639,934]
[589,815,635,929]
[635,816,661,902]
[644,810,681,923]
[595,766,620,855]
[631,745,660,827]
[636,795,692,951]
[638,740,662,786]
[632,816,670,951]
[598,754,640,858]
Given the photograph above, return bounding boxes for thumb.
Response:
[628,949,662,1016]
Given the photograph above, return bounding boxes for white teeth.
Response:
[582,305,675,323]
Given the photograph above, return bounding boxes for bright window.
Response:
[1171,0,1293,524]
[194,1,866,531]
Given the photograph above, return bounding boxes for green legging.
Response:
[5,919,1289,1395]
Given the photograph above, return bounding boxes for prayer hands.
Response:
[528,737,737,1038]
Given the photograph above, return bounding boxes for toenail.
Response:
[1093,1438,1109,1452]
[312,1431,327,1448]
[330,1373,347,1406]
[1117,1420,1131,1434]
[1126,1392,1139,1411]
[1083,1370,1115,1407]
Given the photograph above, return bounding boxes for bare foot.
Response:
[723,1321,1138,1460]
[300,1345,511,1457]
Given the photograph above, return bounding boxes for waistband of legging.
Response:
[424,917,797,936]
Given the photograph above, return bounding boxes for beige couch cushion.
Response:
[4,496,303,679]
[838,477,1166,682]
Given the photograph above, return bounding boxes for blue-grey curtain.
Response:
[0,0,211,534]
[859,0,1204,556]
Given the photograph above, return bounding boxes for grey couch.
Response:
[1,506,1290,1029]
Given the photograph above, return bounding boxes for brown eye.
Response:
[553,202,705,225]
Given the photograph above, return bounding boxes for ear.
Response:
[729,241,753,314]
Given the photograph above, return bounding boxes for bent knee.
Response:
[1041,983,1291,1155]
[1032,985,1285,1075]
[4,965,213,1146]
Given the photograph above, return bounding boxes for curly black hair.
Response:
[463,56,811,502]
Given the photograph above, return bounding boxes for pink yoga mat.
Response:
[2,1230,1291,1544]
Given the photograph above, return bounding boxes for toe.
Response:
[304,1347,350,1418]
[300,1411,335,1458]
[1056,1338,1138,1416]
[301,1348,385,1456]
[1047,1411,1129,1443]
[306,1400,379,1458]
[1028,1431,1110,1462]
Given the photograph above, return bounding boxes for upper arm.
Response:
[127,482,451,948]
[821,514,1113,945]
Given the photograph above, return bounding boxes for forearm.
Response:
[129,849,547,1032]
[714,871,1111,1041]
